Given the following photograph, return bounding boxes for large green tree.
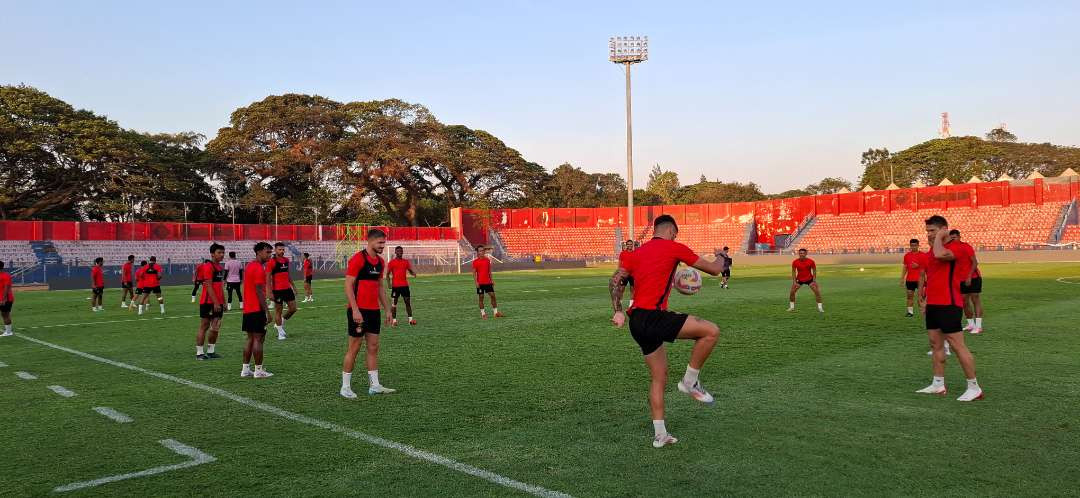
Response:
[646,164,680,204]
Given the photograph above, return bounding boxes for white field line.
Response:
[53,439,215,493]
[15,371,37,380]
[47,385,77,397]
[1055,276,1080,284]
[93,406,133,423]
[0,361,7,367]
[16,333,572,498]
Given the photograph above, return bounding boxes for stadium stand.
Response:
[0,241,37,265]
[496,222,749,259]
[1060,225,1080,244]
[797,202,1068,253]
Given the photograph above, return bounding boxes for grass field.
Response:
[2,261,1079,497]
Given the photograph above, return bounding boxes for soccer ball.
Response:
[673,267,703,295]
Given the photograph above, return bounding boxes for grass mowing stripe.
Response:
[15,333,574,498]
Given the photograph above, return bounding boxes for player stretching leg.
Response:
[224,251,243,311]
[341,229,395,398]
[90,257,105,312]
[266,242,298,340]
[120,255,135,308]
[473,245,502,318]
[386,246,417,326]
[241,242,274,378]
[788,249,823,312]
[917,216,983,401]
[610,215,725,448]
[949,230,985,334]
[302,253,314,302]
[0,262,14,337]
[901,239,927,317]
[195,244,226,361]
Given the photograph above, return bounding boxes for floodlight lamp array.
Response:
[609,36,648,63]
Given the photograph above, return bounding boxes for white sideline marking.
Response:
[24,304,338,330]
[16,334,572,498]
[93,406,133,423]
[48,385,77,397]
[0,361,7,367]
[15,371,37,380]
[1055,276,1080,285]
[53,439,215,493]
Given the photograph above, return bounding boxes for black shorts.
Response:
[122,281,133,290]
[721,269,731,278]
[226,282,242,291]
[272,288,296,303]
[242,311,267,334]
[145,286,162,294]
[628,308,688,356]
[346,308,381,337]
[391,286,411,299]
[199,303,224,319]
[905,281,919,291]
[0,302,12,313]
[960,277,982,295]
[476,284,495,294]
[304,276,313,284]
[92,287,104,296]
[135,287,144,295]
[925,305,964,333]
[620,276,635,287]
[797,279,815,286]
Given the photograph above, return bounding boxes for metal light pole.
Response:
[610,36,648,242]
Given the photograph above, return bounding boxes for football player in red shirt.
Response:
[340,229,395,398]
[386,246,418,326]
[610,215,726,448]
[195,243,226,361]
[917,215,982,401]
[788,248,823,312]
[120,255,135,309]
[0,261,14,337]
[136,256,165,315]
[90,257,105,312]
[132,260,147,312]
[265,242,298,340]
[472,245,502,318]
[301,252,315,302]
[900,239,927,317]
[241,242,274,378]
[949,230,984,334]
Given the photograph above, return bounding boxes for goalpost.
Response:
[334,224,462,274]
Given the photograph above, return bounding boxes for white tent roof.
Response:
[1059,168,1078,177]
[967,175,982,183]
[996,173,1014,181]
[1027,171,1045,179]
[861,185,875,192]
[885,183,900,190]
[837,187,851,193]
[938,178,954,186]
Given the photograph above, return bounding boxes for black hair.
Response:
[139,260,147,266]
[149,256,157,262]
[395,246,403,250]
[924,215,948,228]
[722,246,729,251]
[798,248,808,253]
[209,243,225,254]
[476,245,485,251]
[653,214,678,230]
[366,229,386,240]
[948,229,961,236]
[228,251,236,258]
[94,257,104,264]
[0,261,5,269]
[127,255,135,261]
[909,238,920,244]
[274,242,285,248]
[254,242,272,253]
[303,252,310,258]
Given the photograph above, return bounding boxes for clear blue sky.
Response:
[4,0,1078,192]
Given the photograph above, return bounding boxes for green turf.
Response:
[2,262,1079,497]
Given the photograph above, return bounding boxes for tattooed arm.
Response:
[610,268,629,327]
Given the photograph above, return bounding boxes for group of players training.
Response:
[610,213,984,449]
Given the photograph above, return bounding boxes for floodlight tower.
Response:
[610,36,648,242]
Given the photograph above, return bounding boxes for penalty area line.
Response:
[15,333,572,498]
[53,439,215,493]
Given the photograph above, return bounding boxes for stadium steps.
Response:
[785,215,817,251]
[30,241,61,264]
[1049,200,1076,243]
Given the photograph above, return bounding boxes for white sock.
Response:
[206,343,215,354]
[342,372,352,390]
[817,303,824,311]
[628,299,634,307]
[276,324,284,333]
[408,316,413,321]
[138,305,144,314]
[4,324,10,333]
[907,307,914,314]
[967,378,979,389]
[368,370,380,387]
[480,309,486,317]
[975,317,982,328]
[255,364,264,373]
[493,308,499,314]
[196,345,204,356]
[967,318,975,327]
[682,365,700,386]
[652,420,667,437]
[160,304,165,312]
[931,376,945,387]
[241,363,251,373]
[944,342,951,353]
[788,302,795,309]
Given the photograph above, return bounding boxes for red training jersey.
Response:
[618,250,632,269]
[135,266,146,287]
[622,237,700,311]
[346,250,384,310]
[925,240,964,307]
[143,263,162,287]
[303,259,313,277]
[472,257,493,285]
[266,256,291,290]
[903,251,927,282]
[91,266,104,288]
[242,261,266,313]
[792,258,816,282]
[952,241,981,279]
[387,258,412,287]
[198,260,226,305]
[122,262,133,283]
[0,271,13,302]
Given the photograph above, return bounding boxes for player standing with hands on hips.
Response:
[340,229,396,399]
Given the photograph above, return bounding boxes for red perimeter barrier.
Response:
[0,221,457,242]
